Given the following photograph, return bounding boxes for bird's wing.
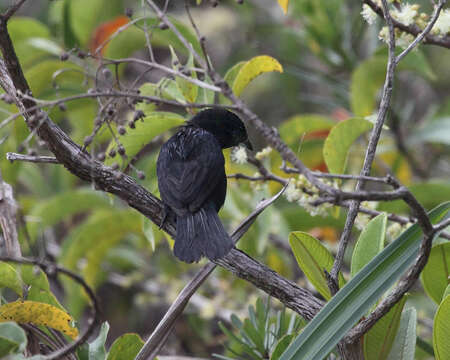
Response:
[157,128,225,213]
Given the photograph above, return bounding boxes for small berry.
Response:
[77,50,87,59]
[128,120,136,129]
[125,7,133,18]
[60,52,69,61]
[97,152,106,162]
[158,22,169,30]
[118,145,126,156]
[133,109,145,121]
[109,149,117,158]
[118,126,126,135]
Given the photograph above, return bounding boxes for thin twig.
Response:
[328,0,397,294]
[6,152,59,164]
[395,0,447,63]
[1,0,27,21]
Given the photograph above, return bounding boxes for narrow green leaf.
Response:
[279,202,450,360]
[363,295,407,360]
[271,334,294,360]
[232,55,283,97]
[0,262,23,296]
[107,333,144,360]
[0,322,27,356]
[63,0,79,47]
[89,322,109,360]
[387,307,417,360]
[351,213,387,277]
[421,242,450,304]
[433,293,450,360]
[289,232,345,300]
[323,117,373,174]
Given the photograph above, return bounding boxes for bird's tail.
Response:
[174,203,233,263]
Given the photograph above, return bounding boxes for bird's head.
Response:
[189,108,253,150]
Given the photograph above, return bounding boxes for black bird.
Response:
[157,108,252,263]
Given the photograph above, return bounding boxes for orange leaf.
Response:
[90,16,129,55]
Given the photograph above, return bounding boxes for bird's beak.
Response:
[242,139,253,151]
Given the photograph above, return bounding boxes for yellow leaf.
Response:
[0,301,78,339]
[277,0,289,14]
[232,55,283,97]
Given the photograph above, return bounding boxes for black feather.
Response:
[156,109,251,262]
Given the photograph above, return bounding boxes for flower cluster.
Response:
[283,175,333,217]
[391,3,419,26]
[361,4,378,25]
[386,221,413,240]
[432,9,450,35]
[355,201,379,230]
[255,146,273,160]
[379,27,415,49]
[231,146,248,164]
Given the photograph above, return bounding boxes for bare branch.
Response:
[136,187,289,360]
[0,173,21,257]
[6,152,59,164]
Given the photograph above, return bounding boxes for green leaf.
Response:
[363,295,407,360]
[63,0,79,47]
[279,202,450,360]
[19,265,66,311]
[289,232,345,300]
[89,322,109,360]
[351,50,435,117]
[25,60,84,98]
[61,210,141,316]
[271,334,294,360]
[433,293,450,360]
[0,262,23,296]
[323,117,373,174]
[387,307,417,360]
[107,333,144,360]
[279,114,335,148]
[232,55,283,97]
[351,213,387,277]
[7,17,51,67]
[0,322,27,357]
[106,111,185,166]
[28,188,112,239]
[421,242,450,304]
[170,49,198,104]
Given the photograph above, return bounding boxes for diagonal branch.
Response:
[0,16,323,336]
